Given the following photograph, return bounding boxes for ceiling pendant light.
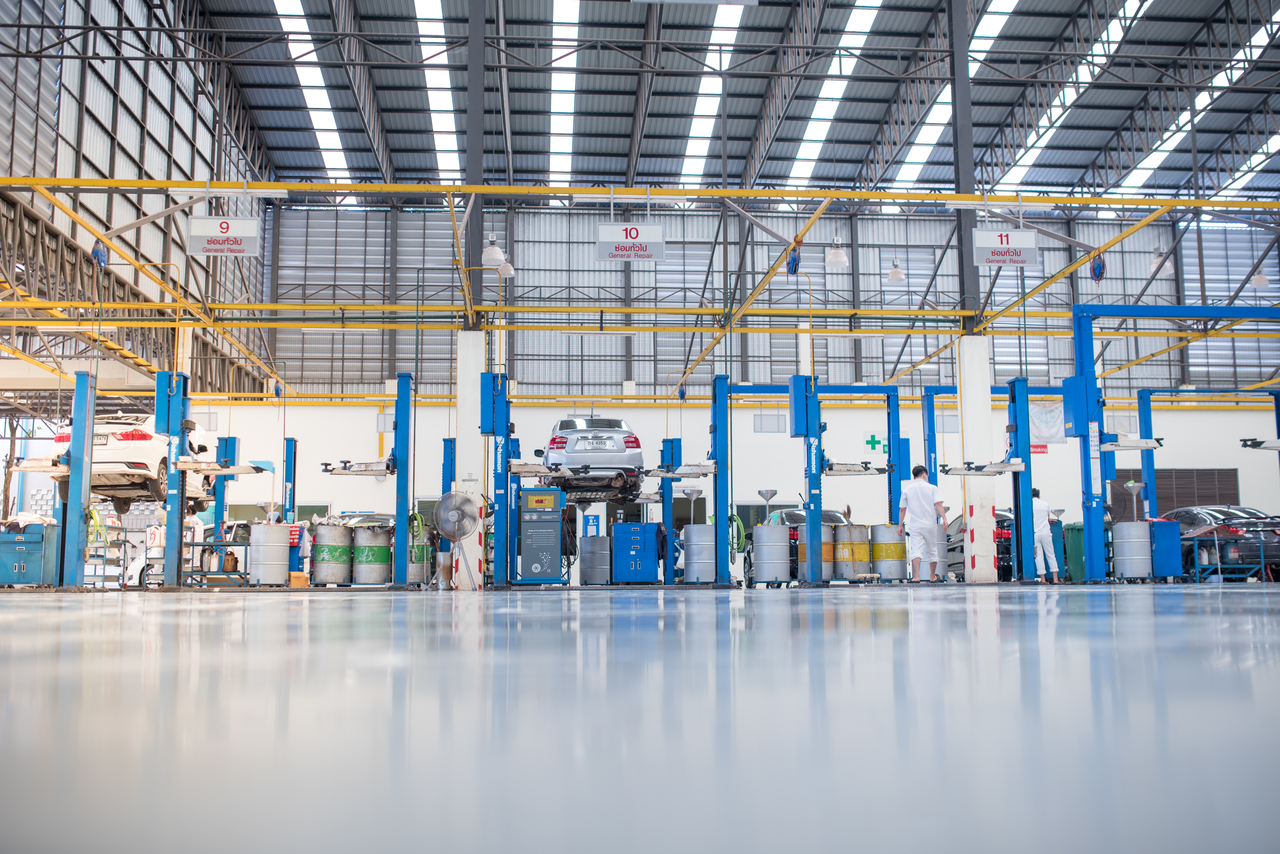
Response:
[481,232,506,267]
[1250,271,1270,289]
[825,244,850,269]
[1150,247,1174,278]
[886,259,907,284]
[498,260,516,278]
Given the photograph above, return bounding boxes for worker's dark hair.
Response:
[1031,487,1041,498]
[911,465,927,478]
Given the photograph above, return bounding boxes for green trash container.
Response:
[1063,523,1085,582]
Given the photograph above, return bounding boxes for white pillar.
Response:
[958,335,997,583]
[798,333,813,377]
[454,330,487,590]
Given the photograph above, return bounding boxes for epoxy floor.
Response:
[1,586,1278,853]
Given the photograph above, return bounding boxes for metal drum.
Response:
[683,524,717,583]
[580,536,611,585]
[871,524,907,581]
[353,528,392,584]
[312,524,353,584]
[1113,521,1152,580]
[753,525,790,584]
[408,540,429,584]
[249,524,291,586]
[836,524,870,580]
[797,523,836,580]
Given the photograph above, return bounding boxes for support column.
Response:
[958,336,996,582]
[660,438,681,584]
[454,330,487,588]
[946,0,981,330]
[392,372,412,586]
[61,371,97,587]
[464,0,485,318]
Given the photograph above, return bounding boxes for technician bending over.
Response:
[1031,487,1060,583]
[898,465,947,583]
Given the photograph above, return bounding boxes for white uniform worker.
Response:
[1031,488,1060,582]
[897,465,947,582]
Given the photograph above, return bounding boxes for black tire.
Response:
[191,499,209,513]
[149,462,168,503]
[112,497,132,516]
[57,478,68,503]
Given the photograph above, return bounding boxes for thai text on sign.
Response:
[597,223,665,261]
[190,217,262,257]
[972,229,1036,266]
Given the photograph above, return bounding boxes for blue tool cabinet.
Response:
[611,523,661,584]
[0,524,60,585]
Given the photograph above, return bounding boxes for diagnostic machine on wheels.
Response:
[515,487,566,584]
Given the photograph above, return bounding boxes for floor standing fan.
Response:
[434,491,481,589]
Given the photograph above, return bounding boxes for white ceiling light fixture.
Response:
[1250,271,1270,288]
[481,233,506,267]
[498,261,516,278]
[1150,248,1174,278]
[886,259,907,284]
[825,244,850,269]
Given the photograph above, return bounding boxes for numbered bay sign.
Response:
[190,217,263,257]
[972,229,1036,266]
[597,223,665,261]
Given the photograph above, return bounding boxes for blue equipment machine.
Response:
[611,523,661,584]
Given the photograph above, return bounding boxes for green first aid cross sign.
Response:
[863,432,886,453]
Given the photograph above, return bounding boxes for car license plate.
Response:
[584,439,610,449]
[92,434,108,445]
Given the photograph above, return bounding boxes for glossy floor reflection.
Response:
[2,586,1278,853]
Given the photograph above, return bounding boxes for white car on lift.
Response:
[50,413,216,516]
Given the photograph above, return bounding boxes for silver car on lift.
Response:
[534,416,645,503]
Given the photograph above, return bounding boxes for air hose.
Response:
[728,514,746,552]
[87,506,107,545]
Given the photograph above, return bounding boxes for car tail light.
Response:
[113,429,153,441]
[548,435,567,450]
[1226,526,1242,535]
[623,434,640,449]
[53,432,71,443]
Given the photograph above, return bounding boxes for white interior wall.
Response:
[191,401,1280,525]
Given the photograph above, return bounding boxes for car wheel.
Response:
[112,498,132,516]
[57,479,68,503]
[149,461,168,503]
[192,499,209,513]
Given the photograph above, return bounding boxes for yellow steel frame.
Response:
[6,178,1280,394]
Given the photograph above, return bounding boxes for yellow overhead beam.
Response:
[30,186,294,395]
[8,177,1280,210]
[674,198,834,391]
[976,205,1177,332]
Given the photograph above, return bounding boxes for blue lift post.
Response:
[711,375,732,585]
[60,371,98,587]
[1069,304,1280,581]
[392,372,413,587]
[480,372,513,588]
[1006,378,1036,581]
[155,371,191,587]
[789,375,825,585]
[507,437,521,585]
[440,437,455,560]
[282,437,297,523]
[660,438,682,585]
[212,437,238,539]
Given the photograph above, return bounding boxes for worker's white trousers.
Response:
[1034,528,1059,577]
[907,524,938,566]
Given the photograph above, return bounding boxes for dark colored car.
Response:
[1162,506,1280,578]
[947,510,1014,582]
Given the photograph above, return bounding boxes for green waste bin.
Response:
[1063,523,1085,582]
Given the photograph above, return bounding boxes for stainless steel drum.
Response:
[937,522,949,571]
[797,523,835,580]
[312,524,353,584]
[1112,521,1152,580]
[353,528,392,584]
[836,524,870,580]
[871,524,907,581]
[683,524,716,583]
[753,525,790,584]
[408,540,429,584]
[580,536,611,585]
[249,524,291,586]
